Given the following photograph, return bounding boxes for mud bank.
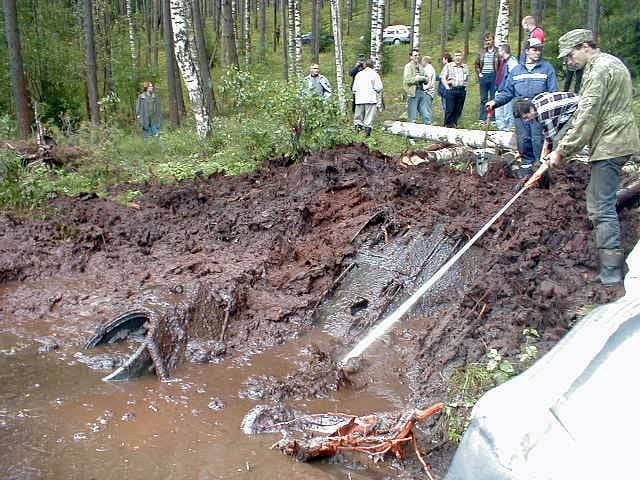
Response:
[1,144,638,477]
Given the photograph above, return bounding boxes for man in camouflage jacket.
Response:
[531,29,640,286]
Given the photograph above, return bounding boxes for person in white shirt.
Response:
[352,59,384,136]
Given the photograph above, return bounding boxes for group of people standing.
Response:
[400,20,640,287]
[402,49,469,129]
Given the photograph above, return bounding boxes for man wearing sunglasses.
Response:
[529,29,640,286]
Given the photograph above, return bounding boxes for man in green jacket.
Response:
[403,49,431,124]
[530,29,640,285]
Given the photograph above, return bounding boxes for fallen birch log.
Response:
[401,145,475,166]
[384,121,517,150]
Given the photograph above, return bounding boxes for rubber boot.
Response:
[597,249,625,286]
[355,125,362,134]
[364,127,372,137]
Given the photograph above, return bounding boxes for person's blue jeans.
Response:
[479,73,496,120]
[586,156,629,250]
[143,123,160,141]
[514,117,544,166]
[495,100,514,131]
[407,89,432,124]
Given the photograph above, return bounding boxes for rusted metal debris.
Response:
[270,403,444,478]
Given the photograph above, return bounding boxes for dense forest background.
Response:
[0,0,639,209]
[1,0,639,132]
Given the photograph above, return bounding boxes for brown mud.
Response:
[1,143,638,477]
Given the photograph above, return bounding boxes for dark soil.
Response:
[1,143,637,476]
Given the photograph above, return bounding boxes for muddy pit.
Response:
[1,144,638,479]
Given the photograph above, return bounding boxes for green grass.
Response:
[3,1,640,212]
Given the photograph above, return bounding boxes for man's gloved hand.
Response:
[524,161,550,189]
[485,100,496,112]
[545,150,564,169]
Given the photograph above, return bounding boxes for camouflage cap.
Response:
[558,29,593,58]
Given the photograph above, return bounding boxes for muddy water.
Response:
[0,329,405,480]
[1,225,476,479]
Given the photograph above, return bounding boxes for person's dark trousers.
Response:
[586,156,629,250]
[564,68,584,93]
[444,87,466,127]
[514,117,544,167]
[479,73,496,120]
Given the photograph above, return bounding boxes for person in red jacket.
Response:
[520,15,545,62]
[523,15,544,42]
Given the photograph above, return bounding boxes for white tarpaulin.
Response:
[445,239,640,480]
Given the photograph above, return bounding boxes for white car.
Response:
[382,25,411,45]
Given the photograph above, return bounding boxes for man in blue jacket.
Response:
[487,38,558,177]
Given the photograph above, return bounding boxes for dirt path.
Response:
[1,144,637,476]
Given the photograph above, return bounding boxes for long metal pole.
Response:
[342,183,534,364]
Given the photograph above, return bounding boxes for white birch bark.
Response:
[384,121,518,150]
[293,0,302,74]
[125,0,137,66]
[329,0,346,114]
[411,0,423,50]
[244,0,251,68]
[369,0,378,68]
[494,0,510,47]
[170,0,211,137]
[375,0,384,71]
[370,0,384,72]
[231,0,239,53]
[287,0,296,77]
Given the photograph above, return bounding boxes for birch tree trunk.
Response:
[125,0,137,67]
[293,0,302,74]
[282,0,289,80]
[370,0,378,63]
[287,0,296,77]
[162,0,181,126]
[170,0,211,137]
[494,0,509,46]
[384,121,518,150]
[231,0,239,52]
[83,0,100,125]
[370,0,384,72]
[376,0,384,70]
[2,0,32,138]
[411,0,423,49]
[329,0,346,113]
[243,0,251,68]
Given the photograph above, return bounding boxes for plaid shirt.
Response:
[442,62,469,88]
[532,91,580,141]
